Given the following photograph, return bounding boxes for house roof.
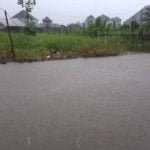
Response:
[0,18,25,27]
[12,10,38,21]
[144,5,150,9]
[43,17,52,23]
[100,15,110,21]
[124,5,150,24]
[87,15,95,20]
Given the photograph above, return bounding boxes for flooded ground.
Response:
[0,54,150,150]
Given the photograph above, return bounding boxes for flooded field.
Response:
[0,54,150,150]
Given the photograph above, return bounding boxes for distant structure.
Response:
[0,10,38,31]
[40,16,52,31]
[43,17,52,25]
[84,14,121,28]
[0,21,4,30]
[124,5,150,26]
[67,22,83,31]
[110,17,122,28]
[38,17,66,32]
[85,15,95,27]
[99,14,110,23]
[0,18,25,31]
[12,10,38,26]
[0,10,122,32]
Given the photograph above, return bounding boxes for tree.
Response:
[86,23,97,37]
[17,0,36,34]
[85,17,110,37]
[17,0,36,12]
[131,21,139,31]
[143,22,150,33]
[120,24,130,32]
[142,8,150,33]
[95,17,106,33]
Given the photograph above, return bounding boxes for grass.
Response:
[0,32,150,62]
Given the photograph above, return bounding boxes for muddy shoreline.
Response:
[0,51,126,64]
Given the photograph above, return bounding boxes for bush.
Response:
[24,25,37,36]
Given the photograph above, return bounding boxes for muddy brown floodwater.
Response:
[0,54,150,150]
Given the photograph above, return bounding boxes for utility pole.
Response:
[4,10,15,60]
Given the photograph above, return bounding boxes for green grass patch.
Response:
[0,32,150,62]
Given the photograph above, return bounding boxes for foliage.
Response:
[17,0,36,12]
[86,23,97,37]
[24,25,37,35]
[1,32,150,61]
[95,17,107,33]
[131,21,139,31]
[17,0,36,35]
[85,17,108,37]
[120,24,130,31]
[143,22,150,33]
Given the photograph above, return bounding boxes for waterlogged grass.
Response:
[0,32,150,62]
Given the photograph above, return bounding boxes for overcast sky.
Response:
[0,0,149,25]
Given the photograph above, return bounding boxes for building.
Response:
[99,15,110,23]
[39,17,52,31]
[85,15,95,27]
[0,18,25,31]
[110,17,121,28]
[0,20,5,30]
[43,17,52,25]
[124,5,150,26]
[38,17,65,32]
[0,10,38,31]
[67,22,83,31]
[12,10,38,26]
[84,14,121,28]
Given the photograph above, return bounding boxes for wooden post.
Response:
[4,10,15,60]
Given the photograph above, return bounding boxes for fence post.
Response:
[4,10,16,60]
